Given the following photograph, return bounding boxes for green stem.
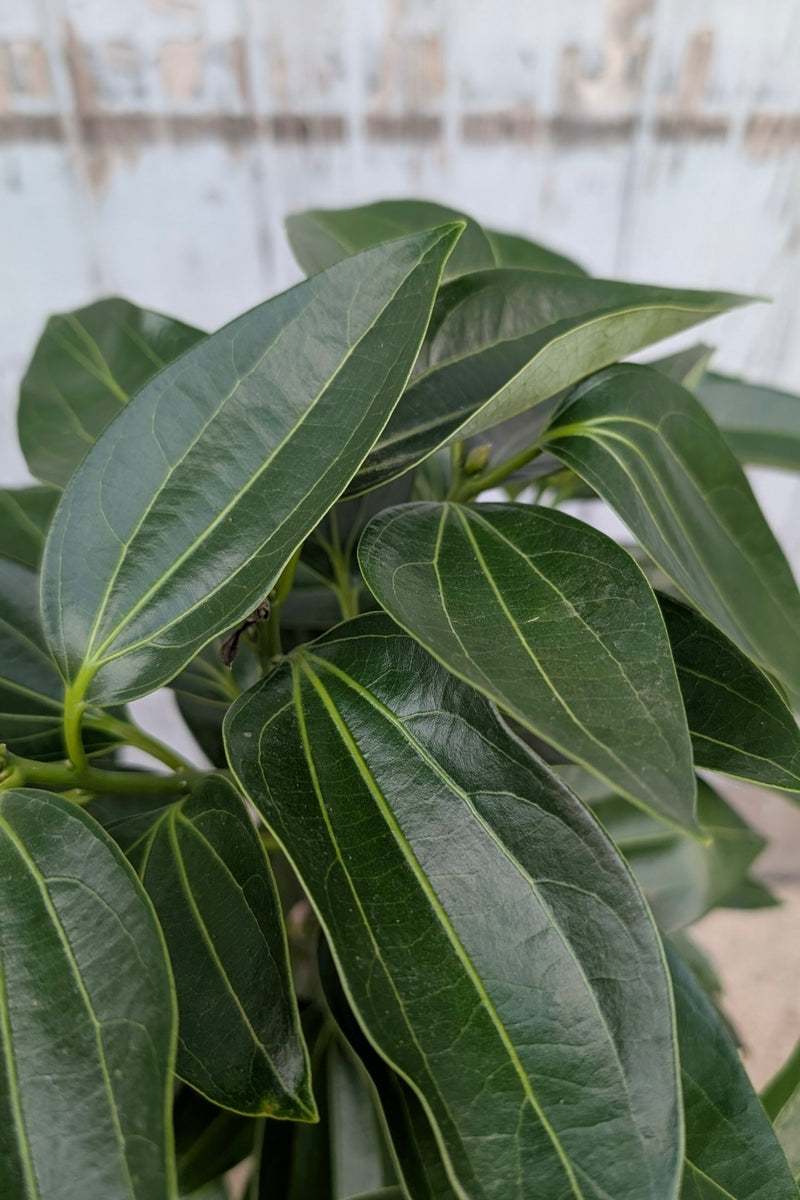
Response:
[451,441,545,503]
[0,746,194,798]
[84,712,195,772]
[62,680,89,774]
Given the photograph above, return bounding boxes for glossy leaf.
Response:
[359,501,697,830]
[659,595,800,793]
[0,560,119,760]
[0,486,59,569]
[351,271,750,493]
[697,371,800,471]
[484,226,587,274]
[667,943,798,1198]
[0,788,176,1199]
[132,773,313,1118]
[18,297,205,489]
[287,199,495,280]
[543,364,800,695]
[41,225,461,706]
[226,613,683,1200]
[590,780,765,932]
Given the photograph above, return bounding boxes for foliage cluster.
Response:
[2,199,800,1199]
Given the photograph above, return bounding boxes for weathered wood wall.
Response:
[2,0,800,542]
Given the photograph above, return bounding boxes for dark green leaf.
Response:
[697,371,800,471]
[286,199,495,280]
[19,297,205,489]
[85,788,174,852]
[0,486,59,569]
[41,225,461,707]
[0,788,176,1199]
[352,272,750,494]
[0,561,119,760]
[589,780,765,931]
[543,364,800,695]
[359,501,697,830]
[173,1085,254,1195]
[659,595,800,793]
[667,943,798,1198]
[484,226,588,274]
[225,613,682,1200]
[249,1003,392,1200]
[133,774,313,1118]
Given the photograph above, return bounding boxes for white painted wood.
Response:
[1,0,799,542]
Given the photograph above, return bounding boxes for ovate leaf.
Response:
[287,199,495,280]
[225,613,682,1200]
[132,774,313,1118]
[667,943,798,1198]
[543,364,800,695]
[0,788,176,1199]
[697,371,800,471]
[351,272,750,493]
[659,595,800,793]
[359,501,697,830]
[41,225,461,706]
[19,297,205,488]
[0,487,59,570]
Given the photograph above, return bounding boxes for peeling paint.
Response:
[745,113,800,157]
[558,0,654,117]
[160,38,204,101]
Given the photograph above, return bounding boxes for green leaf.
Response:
[359,501,697,831]
[0,486,59,570]
[249,1004,393,1200]
[41,225,462,707]
[132,773,313,1118]
[0,788,177,1199]
[697,371,800,471]
[589,779,765,932]
[649,344,715,390]
[0,561,119,761]
[173,1085,255,1195]
[484,226,588,275]
[225,613,683,1200]
[667,943,799,1198]
[543,364,800,696]
[351,272,750,494]
[286,199,495,281]
[85,788,174,852]
[763,1042,800,1181]
[18,298,205,489]
[659,595,800,793]
[319,937,460,1200]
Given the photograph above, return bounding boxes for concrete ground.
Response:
[693,779,800,1089]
